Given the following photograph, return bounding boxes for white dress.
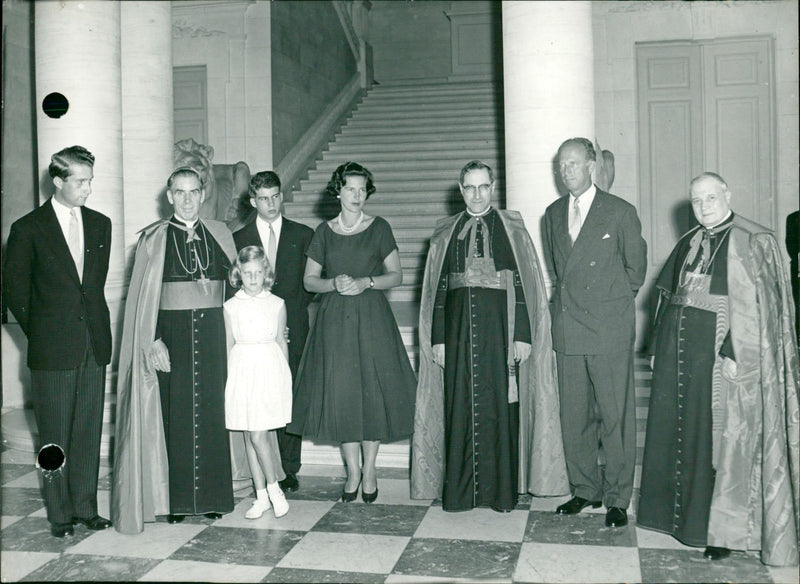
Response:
[224,289,292,431]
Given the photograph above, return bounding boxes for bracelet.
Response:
[369,276,375,288]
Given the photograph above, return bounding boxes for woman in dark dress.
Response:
[289,162,416,503]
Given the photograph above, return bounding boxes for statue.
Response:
[173,138,251,226]
[593,138,615,192]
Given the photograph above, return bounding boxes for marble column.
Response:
[35,0,126,367]
[121,1,174,257]
[501,1,595,280]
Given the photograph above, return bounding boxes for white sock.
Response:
[256,488,268,502]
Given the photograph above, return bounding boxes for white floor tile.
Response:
[66,522,207,559]
[1,515,24,529]
[769,565,800,584]
[139,559,272,582]
[0,551,59,582]
[386,575,511,583]
[375,478,433,506]
[4,470,40,488]
[277,531,410,573]
[414,506,528,542]
[214,497,335,531]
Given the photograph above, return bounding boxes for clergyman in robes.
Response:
[637,172,799,565]
[111,167,237,533]
[412,160,568,512]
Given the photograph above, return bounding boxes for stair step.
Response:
[339,119,503,135]
[354,101,502,116]
[348,108,500,123]
[286,201,472,218]
[312,157,502,173]
[320,151,502,166]
[290,188,502,202]
[363,90,501,105]
[296,178,504,194]
[328,135,501,149]
[368,83,500,97]
[283,79,505,348]
[305,168,488,182]
[326,140,504,154]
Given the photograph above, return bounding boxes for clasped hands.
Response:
[432,341,531,368]
[334,274,369,296]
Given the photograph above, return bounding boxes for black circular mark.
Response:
[42,92,69,119]
[37,444,66,471]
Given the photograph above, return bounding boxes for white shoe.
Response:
[245,498,270,519]
[268,488,290,518]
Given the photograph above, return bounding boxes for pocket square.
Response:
[602,233,611,239]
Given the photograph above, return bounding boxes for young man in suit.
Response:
[542,137,647,528]
[233,171,314,491]
[4,145,113,538]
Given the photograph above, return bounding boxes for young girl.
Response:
[224,246,292,518]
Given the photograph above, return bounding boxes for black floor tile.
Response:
[392,537,521,580]
[169,525,305,567]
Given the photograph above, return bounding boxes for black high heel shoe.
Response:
[361,487,378,504]
[342,477,362,502]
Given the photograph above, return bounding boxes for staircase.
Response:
[284,81,506,372]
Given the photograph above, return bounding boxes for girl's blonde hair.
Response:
[228,245,275,290]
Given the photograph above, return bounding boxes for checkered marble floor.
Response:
[2,446,797,583]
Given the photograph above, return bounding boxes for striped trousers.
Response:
[30,333,105,525]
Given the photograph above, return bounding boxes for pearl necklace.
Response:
[337,211,364,234]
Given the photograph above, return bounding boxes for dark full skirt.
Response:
[289,289,416,443]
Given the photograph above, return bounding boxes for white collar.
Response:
[257,214,283,231]
[51,195,81,218]
[235,289,270,299]
[570,184,596,208]
[466,206,492,218]
[173,215,198,229]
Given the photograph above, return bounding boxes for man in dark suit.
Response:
[4,145,113,538]
[542,137,647,528]
[233,170,313,491]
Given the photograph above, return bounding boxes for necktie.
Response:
[267,224,278,270]
[569,197,582,245]
[68,208,83,278]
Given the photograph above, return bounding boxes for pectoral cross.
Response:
[198,271,211,294]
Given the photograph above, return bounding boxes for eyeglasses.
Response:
[462,184,492,196]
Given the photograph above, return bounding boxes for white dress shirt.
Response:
[51,196,84,262]
[256,214,283,252]
[568,183,597,233]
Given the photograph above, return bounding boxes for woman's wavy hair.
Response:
[324,161,376,199]
[228,245,275,291]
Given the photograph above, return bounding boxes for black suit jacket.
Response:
[543,189,647,355]
[233,217,314,369]
[4,198,112,369]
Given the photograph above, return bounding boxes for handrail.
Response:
[275,73,364,201]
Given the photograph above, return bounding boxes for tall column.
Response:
[35,0,126,335]
[502,1,595,281]
[121,1,174,258]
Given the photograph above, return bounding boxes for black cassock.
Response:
[638,214,735,546]
[156,220,234,515]
[432,209,529,512]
